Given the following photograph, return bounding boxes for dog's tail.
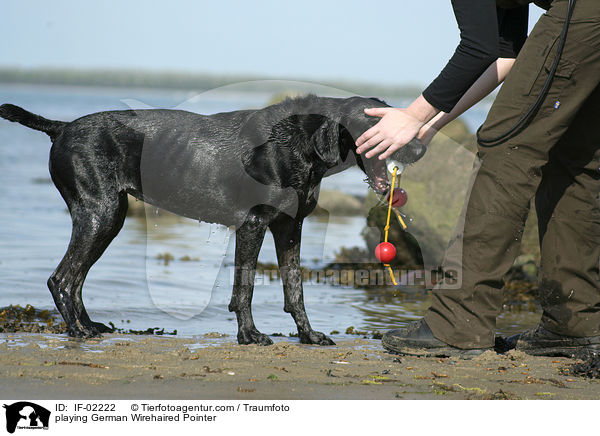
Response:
[0,104,66,139]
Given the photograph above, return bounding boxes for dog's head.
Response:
[310,96,426,195]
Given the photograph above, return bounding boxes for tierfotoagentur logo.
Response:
[3,402,50,433]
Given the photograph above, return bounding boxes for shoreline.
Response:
[2,334,599,400]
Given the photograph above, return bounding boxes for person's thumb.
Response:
[364,107,391,118]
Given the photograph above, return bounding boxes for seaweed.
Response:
[0,304,66,333]
[560,357,600,379]
[0,304,176,336]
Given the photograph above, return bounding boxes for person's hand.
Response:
[355,107,425,160]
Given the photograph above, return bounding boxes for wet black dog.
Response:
[0,95,425,345]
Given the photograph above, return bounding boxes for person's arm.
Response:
[418,57,516,146]
[356,1,528,160]
[356,58,514,157]
[418,4,528,145]
[422,0,502,113]
[356,0,500,159]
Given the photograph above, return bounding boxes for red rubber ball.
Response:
[387,188,408,208]
[375,242,396,263]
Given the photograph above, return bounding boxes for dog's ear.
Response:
[337,124,352,163]
[310,118,340,167]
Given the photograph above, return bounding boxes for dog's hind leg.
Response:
[228,214,273,345]
[47,192,128,338]
[270,216,335,345]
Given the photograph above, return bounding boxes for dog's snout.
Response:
[389,138,427,165]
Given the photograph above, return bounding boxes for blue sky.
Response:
[0,1,543,87]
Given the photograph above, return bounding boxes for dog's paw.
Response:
[299,330,336,346]
[237,329,274,346]
[90,321,114,334]
[67,324,104,339]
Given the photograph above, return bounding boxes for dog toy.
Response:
[387,188,408,208]
[375,242,396,263]
[375,165,408,285]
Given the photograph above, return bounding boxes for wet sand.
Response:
[1,334,599,400]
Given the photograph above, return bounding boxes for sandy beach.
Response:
[1,334,599,400]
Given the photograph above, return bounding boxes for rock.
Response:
[362,203,425,268]
[508,254,539,283]
[473,350,500,361]
[314,190,364,216]
[438,119,472,145]
[126,194,146,217]
[506,350,529,361]
[513,254,537,266]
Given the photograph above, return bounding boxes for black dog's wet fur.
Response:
[0,95,425,345]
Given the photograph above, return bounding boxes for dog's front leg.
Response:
[228,214,273,345]
[270,216,335,346]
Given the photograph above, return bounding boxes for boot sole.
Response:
[382,338,489,359]
[517,343,600,359]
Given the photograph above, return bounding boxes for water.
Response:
[0,84,537,339]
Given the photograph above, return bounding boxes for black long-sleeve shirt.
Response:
[422,0,529,113]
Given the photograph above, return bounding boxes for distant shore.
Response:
[0,67,422,98]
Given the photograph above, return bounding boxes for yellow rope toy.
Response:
[380,166,407,285]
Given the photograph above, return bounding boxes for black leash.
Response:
[477,0,577,147]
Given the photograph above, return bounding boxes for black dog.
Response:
[0,95,425,345]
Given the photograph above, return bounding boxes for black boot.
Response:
[510,324,600,358]
[381,319,491,358]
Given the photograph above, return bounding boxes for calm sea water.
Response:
[0,83,536,339]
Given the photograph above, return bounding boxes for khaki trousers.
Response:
[425,0,600,348]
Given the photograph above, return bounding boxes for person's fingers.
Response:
[364,107,391,117]
[378,142,406,160]
[357,133,385,154]
[355,127,379,149]
[365,139,394,159]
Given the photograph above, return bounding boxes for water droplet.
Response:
[408,218,413,222]
[154,223,158,228]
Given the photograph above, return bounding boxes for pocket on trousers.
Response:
[523,35,578,97]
